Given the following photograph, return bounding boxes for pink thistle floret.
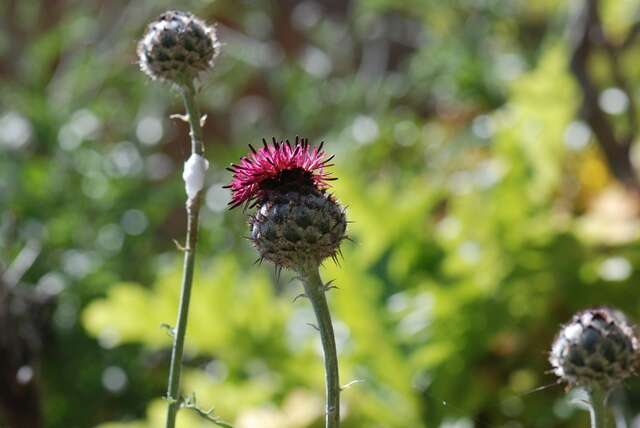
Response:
[226,137,336,208]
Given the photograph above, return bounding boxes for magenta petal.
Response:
[227,138,334,208]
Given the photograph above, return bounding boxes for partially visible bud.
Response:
[137,10,220,85]
[550,307,639,389]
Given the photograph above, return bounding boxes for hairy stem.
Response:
[300,265,340,428]
[588,386,611,428]
[165,81,205,428]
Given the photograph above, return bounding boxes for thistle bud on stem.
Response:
[227,137,347,428]
[138,10,220,86]
[550,307,639,428]
[137,10,229,428]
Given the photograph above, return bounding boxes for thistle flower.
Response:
[228,138,347,427]
[227,137,347,271]
[137,10,220,85]
[550,307,639,389]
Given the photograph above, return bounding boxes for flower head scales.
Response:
[226,137,336,208]
[550,307,639,389]
[137,10,220,84]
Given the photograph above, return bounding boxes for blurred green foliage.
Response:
[3,0,640,427]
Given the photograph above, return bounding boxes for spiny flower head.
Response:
[226,137,336,209]
[550,307,639,389]
[226,137,347,270]
[137,10,220,84]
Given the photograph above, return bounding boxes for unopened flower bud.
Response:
[137,10,220,85]
[550,307,639,389]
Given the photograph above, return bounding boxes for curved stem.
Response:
[588,386,611,428]
[300,265,340,428]
[165,81,205,428]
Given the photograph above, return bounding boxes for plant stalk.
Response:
[165,81,205,428]
[588,386,611,428]
[300,265,340,428]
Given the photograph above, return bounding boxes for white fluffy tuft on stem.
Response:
[182,153,209,199]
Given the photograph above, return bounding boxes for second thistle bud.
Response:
[227,138,347,270]
[550,307,639,389]
[137,10,220,85]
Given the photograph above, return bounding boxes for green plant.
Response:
[137,10,228,428]
[227,138,348,428]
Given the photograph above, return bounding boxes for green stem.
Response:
[165,81,205,428]
[588,386,611,428]
[180,81,205,156]
[300,265,340,428]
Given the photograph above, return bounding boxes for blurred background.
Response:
[3,0,640,427]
